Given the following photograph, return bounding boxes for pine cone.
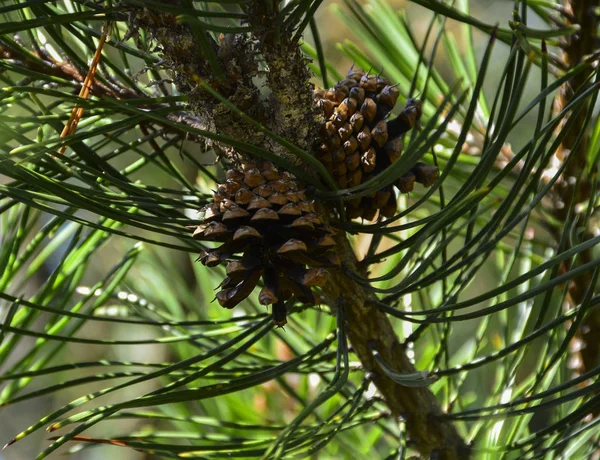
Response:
[314,68,439,220]
[192,161,339,325]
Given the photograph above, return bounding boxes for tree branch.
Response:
[0,41,212,148]
[133,1,319,164]
[133,3,467,457]
[549,0,599,377]
[245,1,319,153]
[323,232,469,460]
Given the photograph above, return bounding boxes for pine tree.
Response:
[0,1,598,459]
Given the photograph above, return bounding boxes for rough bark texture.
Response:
[550,0,599,377]
[245,3,319,153]
[133,1,467,457]
[323,233,469,459]
[133,2,319,164]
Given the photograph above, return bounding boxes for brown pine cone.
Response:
[314,68,439,220]
[192,161,339,324]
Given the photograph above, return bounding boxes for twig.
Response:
[59,21,111,154]
[547,0,599,383]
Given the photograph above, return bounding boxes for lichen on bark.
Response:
[132,1,319,164]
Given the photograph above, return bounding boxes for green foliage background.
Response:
[0,0,599,459]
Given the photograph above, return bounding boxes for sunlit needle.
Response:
[58,22,111,155]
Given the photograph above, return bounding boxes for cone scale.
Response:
[193,161,338,325]
[314,69,440,219]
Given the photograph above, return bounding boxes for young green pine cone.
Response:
[314,68,439,220]
[192,161,339,324]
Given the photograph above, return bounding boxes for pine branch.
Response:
[132,0,319,164]
[324,232,469,459]
[244,1,319,153]
[0,40,211,147]
[5,1,600,457]
[130,2,467,457]
[548,0,599,379]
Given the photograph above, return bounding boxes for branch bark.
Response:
[549,0,599,377]
[134,1,319,164]
[324,233,469,459]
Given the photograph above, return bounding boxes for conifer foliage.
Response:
[0,1,599,459]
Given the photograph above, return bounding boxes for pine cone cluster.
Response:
[314,69,439,220]
[192,161,339,326]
